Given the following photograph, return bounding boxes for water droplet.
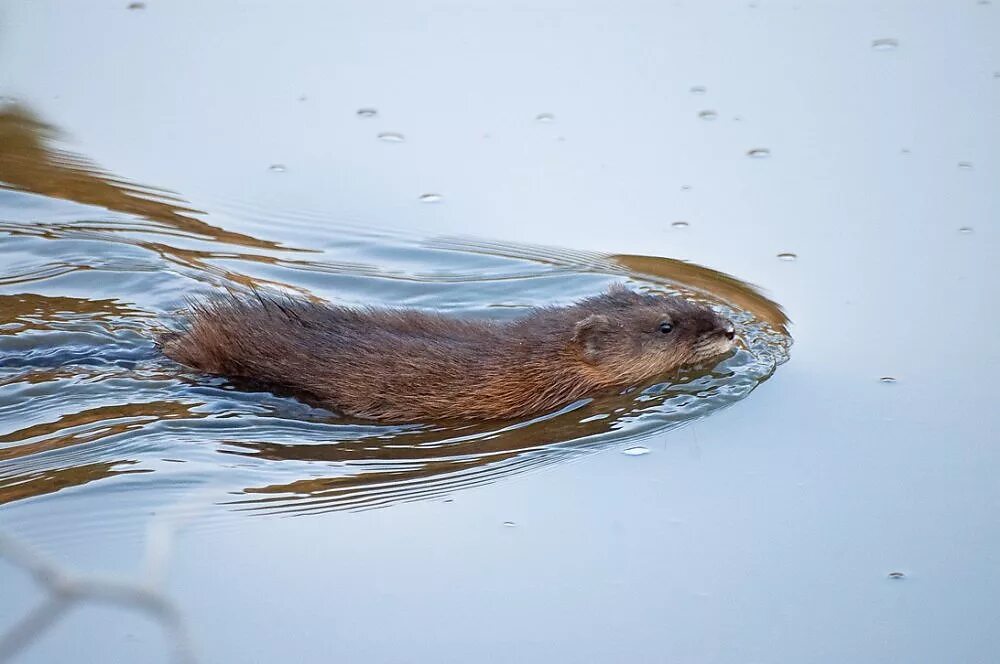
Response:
[127,1,146,9]
[747,148,771,159]
[623,446,650,456]
[958,226,974,234]
[887,571,906,580]
[680,184,692,191]
[357,108,377,118]
[698,110,718,121]
[690,86,707,95]
[871,38,899,51]
[879,376,897,384]
[671,221,690,229]
[377,132,404,142]
[268,164,286,173]
[958,161,973,170]
[418,193,443,203]
[776,252,797,261]
[297,95,308,102]
[535,113,555,123]
[502,521,517,527]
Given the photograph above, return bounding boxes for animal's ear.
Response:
[573,314,614,364]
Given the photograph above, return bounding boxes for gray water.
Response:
[0,1,998,663]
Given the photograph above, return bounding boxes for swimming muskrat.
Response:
[159,285,736,422]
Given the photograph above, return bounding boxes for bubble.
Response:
[357,108,377,118]
[747,148,771,159]
[698,110,718,121]
[690,86,707,95]
[377,132,405,142]
[776,252,797,261]
[879,376,897,384]
[958,226,974,234]
[267,164,286,173]
[535,113,555,123]
[871,38,899,51]
[418,193,443,203]
[671,221,690,229]
[887,571,906,580]
[502,521,517,527]
[623,446,650,456]
[958,161,973,170]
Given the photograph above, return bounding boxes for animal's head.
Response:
[571,285,735,382]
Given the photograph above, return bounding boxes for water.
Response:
[871,38,900,51]
[1,1,998,663]
[0,120,789,516]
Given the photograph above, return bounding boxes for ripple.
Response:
[0,104,791,529]
[0,221,791,520]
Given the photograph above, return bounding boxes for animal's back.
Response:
[160,295,518,420]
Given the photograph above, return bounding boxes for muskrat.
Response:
[159,285,736,422]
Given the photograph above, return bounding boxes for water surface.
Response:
[1,1,998,663]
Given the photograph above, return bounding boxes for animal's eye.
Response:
[658,322,673,334]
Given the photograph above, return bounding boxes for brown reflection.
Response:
[428,237,790,335]
[0,293,141,328]
[0,103,283,250]
[0,398,202,505]
[227,375,735,513]
[0,462,147,505]
[0,400,198,462]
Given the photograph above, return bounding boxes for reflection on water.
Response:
[0,103,789,525]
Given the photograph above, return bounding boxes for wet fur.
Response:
[159,285,735,422]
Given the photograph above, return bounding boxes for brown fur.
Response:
[159,285,735,422]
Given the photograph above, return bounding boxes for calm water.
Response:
[1,1,998,663]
